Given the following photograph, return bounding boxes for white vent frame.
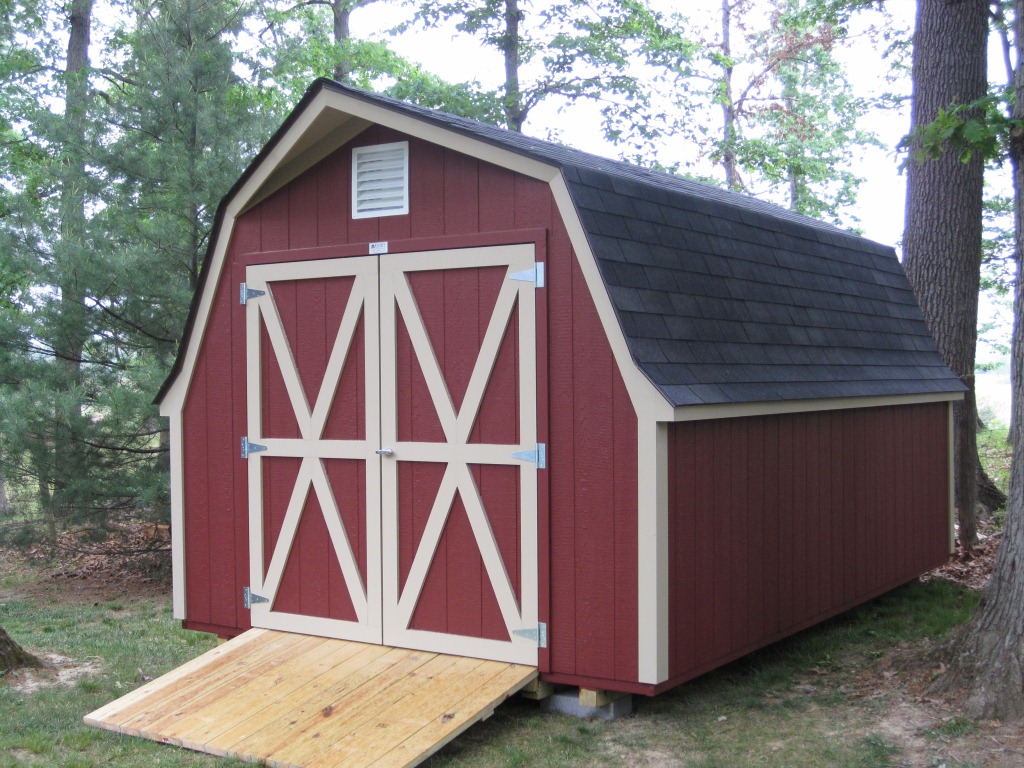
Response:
[352,141,410,219]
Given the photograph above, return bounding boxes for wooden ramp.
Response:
[84,628,537,768]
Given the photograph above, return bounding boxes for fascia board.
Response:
[670,390,965,423]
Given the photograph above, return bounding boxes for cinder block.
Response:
[541,690,633,721]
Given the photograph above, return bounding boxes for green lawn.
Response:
[0,573,985,768]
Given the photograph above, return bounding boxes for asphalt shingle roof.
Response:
[283,82,969,406]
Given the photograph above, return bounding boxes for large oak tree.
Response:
[931,0,1024,720]
[902,0,988,552]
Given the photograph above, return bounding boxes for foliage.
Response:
[0,0,274,542]
[646,0,892,226]
[403,0,679,134]
[248,0,504,121]
[899,91,1014,167]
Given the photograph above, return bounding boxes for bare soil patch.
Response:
[0,523,171,605]
[4,651,100,693]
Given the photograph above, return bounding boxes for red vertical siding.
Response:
[180,125,640,686]
[666,403,950,686]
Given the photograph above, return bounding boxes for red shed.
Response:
[156,80,964,696]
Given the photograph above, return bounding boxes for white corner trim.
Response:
[637,420,670,684]
[167,408,186,620]
[948,401,956,554]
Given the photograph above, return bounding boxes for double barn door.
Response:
[243,245,540,665]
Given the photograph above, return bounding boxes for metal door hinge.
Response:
[241,437,267,459]
[512,622,548,648]
[243,587,269,609]
[240,283,265,304]
[509,263,545,288]
[511,443,546,469]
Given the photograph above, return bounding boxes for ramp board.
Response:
[84,628,537,768]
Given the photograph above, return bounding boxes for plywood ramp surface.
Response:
[84,628,537,768]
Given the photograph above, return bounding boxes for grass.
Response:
[979,425,1012,524]
[0,595,247,767]
[0,576,983,767]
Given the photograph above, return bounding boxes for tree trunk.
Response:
[719,0,741,190]
[501,0,525,131]
[902,0,988,551]
[978,455,1008,517]
[0,445,10,516]
[49,0,93,527]
[930,0,1024,719]
[0,626,42,674]
[331,0,382,83]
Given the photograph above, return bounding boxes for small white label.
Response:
[369,241,389,254]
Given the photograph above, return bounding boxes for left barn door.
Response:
[244,256,383,643]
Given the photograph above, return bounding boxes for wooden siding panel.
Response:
[692,420,716,665]
[668,420,696,672]
[260,189,289,252]
[777,416,795,633]
[443,152,480,235]
[204,267,239,630]
[316,150,348,247]
[667,403,951,685]
[409,141,445,239]
[479,164,516,232]
[612,370,639,682]
[743,417,765,648]
[288,169,319,250]
[570,252,617,679]
[547,207,577,677]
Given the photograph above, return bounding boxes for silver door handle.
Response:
[375,448,395,457]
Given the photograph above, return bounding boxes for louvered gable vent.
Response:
[352,142,409,219]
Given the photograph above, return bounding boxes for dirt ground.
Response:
[2,524,1023,767]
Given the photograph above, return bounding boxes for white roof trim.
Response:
[669,390,963,423]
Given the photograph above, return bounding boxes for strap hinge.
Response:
[240,283,266,304]
[243,587,269,609]
[512,622,548,648]
[509,263,545,288]
[241,436,267,459]
[511,443,546,469]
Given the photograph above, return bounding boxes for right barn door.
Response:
[379,246,541,666]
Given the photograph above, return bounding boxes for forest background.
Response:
[0,0,1013,580]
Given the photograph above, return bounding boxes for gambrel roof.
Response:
[158,79,964,409]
